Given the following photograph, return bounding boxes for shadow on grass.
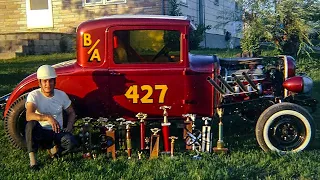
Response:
[309,80,320,149]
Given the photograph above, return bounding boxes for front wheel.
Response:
[4,94,28,150]
[255,102,315,153]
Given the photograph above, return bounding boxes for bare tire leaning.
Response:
[255,102,315,153]
[4,94,28,150]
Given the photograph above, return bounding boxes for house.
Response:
[0,0,241,59]
[179,0,242,48]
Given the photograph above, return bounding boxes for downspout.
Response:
[203,0,206,48]
[162,0,165,15]
[199,0,203,24]
[199,0,206,48]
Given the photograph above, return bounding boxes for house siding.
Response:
[0,0,163,34]
[0,0,27,33]
[0,0,164,59]
[179,0,242,48]
[0,0,241,59]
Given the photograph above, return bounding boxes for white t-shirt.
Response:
[25,88,71,130]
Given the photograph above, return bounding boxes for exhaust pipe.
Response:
[242,72,258,91]
[231,74,247,92]
[207,77,226,95]
[217,75,235,93]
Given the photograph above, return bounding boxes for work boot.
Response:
[47,145,59,159]
[29,152,40,171]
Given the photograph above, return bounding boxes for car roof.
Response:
[95,15,188,21]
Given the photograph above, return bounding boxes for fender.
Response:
[3,60,78,118]
[3,73,38,118]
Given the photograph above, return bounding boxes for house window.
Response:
[83,0,125,6]
[85,0,102,4]
[30,0,48,10]
[214,0,219,6]
[113,30,181,64]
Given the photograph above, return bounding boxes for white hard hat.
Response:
[36,65,57,79]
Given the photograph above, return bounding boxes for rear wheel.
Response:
[255,102,315,153]
[4,94,28,150]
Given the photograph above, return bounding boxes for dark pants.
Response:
[25,120,78,155]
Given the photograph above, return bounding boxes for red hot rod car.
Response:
[0,15,317,154]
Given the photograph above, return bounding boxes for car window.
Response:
[113,30,181,64]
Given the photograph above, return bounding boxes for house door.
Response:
[26,0,53,28]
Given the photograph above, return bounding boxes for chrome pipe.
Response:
[217,75,235,93]
[242,72,258,91]
[207,77,226,95]
[231,74,247,92]
[0,93,11,109]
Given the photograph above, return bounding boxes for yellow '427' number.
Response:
[125,85,168,103]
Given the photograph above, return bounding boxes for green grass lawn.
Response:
[1,51,320,179]
[0,53,75,97]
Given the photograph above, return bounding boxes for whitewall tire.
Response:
[255,103,315,153]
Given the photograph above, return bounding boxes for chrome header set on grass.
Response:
[75,105,228,160]
[0,93,11,109]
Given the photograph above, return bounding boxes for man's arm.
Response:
[65,104,76,132]
[26,102,61,133]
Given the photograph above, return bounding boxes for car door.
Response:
[108,26,187,119]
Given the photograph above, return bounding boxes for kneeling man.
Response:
[25,65,78,170]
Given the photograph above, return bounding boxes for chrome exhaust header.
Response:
[217,75,235,93]
[207,77,226,95]
[242,72,258,91]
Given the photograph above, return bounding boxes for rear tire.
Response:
[255,102,315,153]
[4,94,28,150]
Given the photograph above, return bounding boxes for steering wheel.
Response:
[116,35,145,63]
[151,45,173,62]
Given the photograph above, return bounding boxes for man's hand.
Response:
[46,115,61,133]
[26,102,60,133]
[65,105,76,133]
[64,125,73,133]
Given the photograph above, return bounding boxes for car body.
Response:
[1,15,317,153]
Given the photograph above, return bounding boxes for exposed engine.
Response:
[207,56,316,115]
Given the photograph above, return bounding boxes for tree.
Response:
[240,0,319,57]
[168,0,183,16]
[213,1,243,50]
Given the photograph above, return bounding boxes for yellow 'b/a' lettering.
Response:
[89,49,101,62]
[83,33,92,47]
